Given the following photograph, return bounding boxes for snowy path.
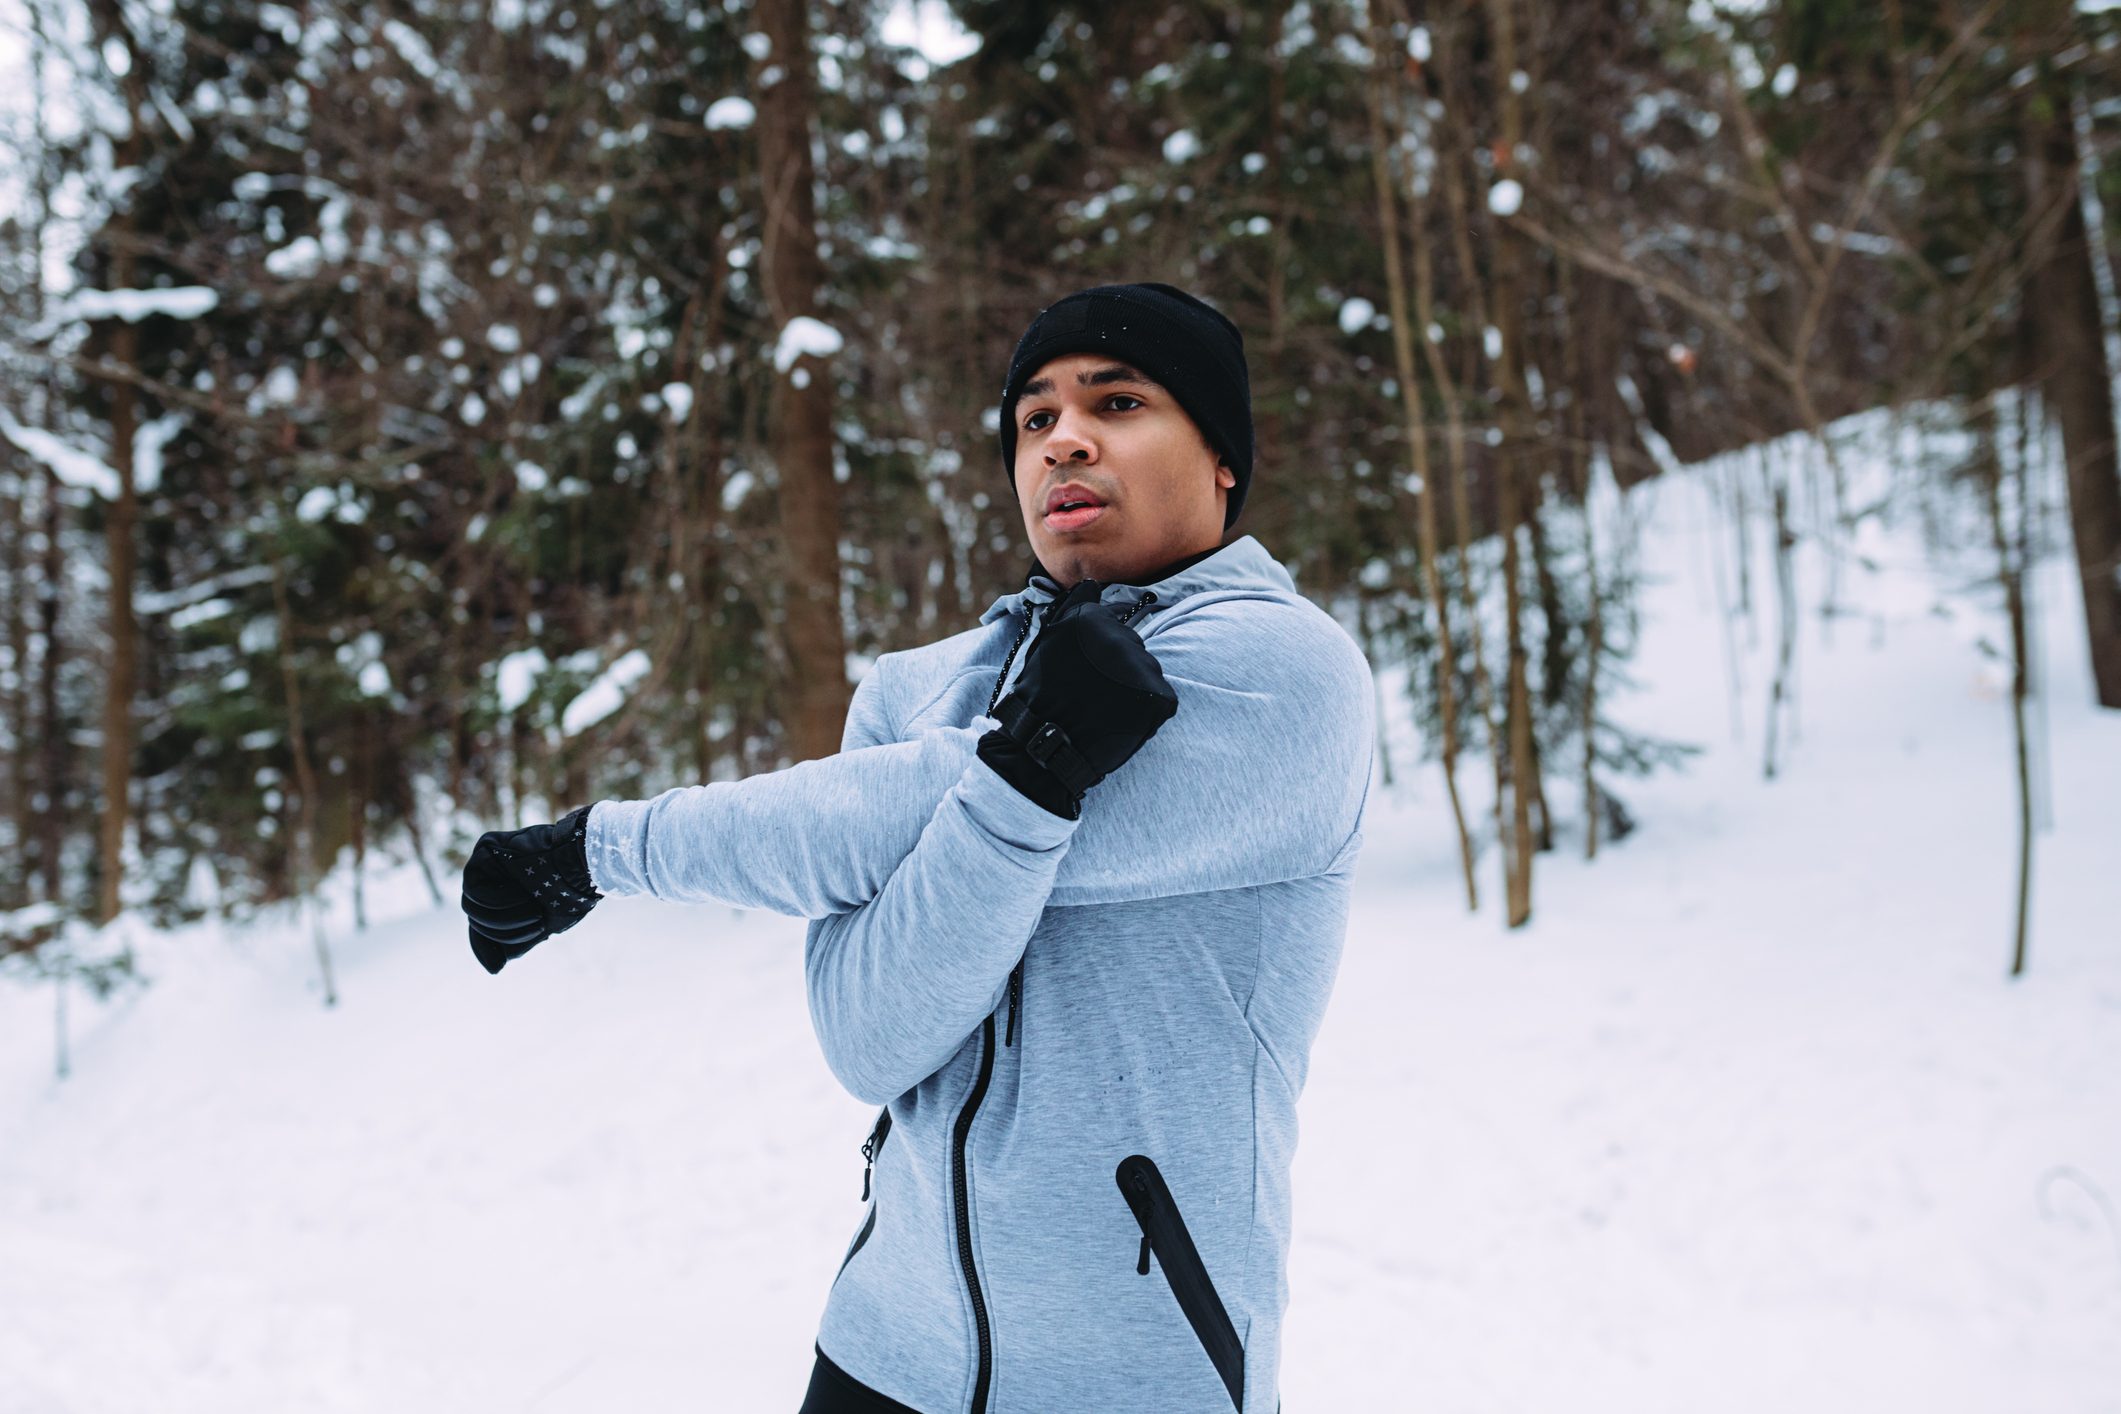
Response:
[4,464,2118,1412]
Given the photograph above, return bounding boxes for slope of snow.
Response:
[3,436,2118,1412]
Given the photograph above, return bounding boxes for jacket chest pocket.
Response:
[1116,1154,1245,1410]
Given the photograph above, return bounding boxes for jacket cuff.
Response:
[583,799,640,896]
[966,727,1084,845]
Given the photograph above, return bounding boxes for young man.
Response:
[460,283,1375,1413]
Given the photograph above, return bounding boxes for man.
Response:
[460,282,1375,1413]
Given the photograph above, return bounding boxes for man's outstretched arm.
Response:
[464,590,1177,977]
[583,719,1013,919]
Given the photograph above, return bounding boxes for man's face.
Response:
[1011,354,1237,588]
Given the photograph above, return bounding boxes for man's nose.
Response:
[1042,409,1098,464]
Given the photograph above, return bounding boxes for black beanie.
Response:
[998,282,1254,532]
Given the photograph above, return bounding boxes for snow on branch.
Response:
[0,413,121,500]
[32,286,219,338]
[561,650,652,736]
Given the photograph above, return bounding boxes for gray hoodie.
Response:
[586,534,1375,1412]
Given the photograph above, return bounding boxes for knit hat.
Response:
[998,282,1254,532]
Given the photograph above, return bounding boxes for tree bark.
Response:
[1366,16,1478,911]
[754,0,851,762]
[271,558,337,1007]
[92,0,144,924]
[1978,399,2034,977]
[1485,0,1538,925]
[2019,38,2121,709]
[94,250,140,926]
[37,465,64,904]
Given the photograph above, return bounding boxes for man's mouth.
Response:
[1044,503,1107,531]
[1043,480,1109,530]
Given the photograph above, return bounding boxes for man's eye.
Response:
[1024,410,1053,431]
[1107,395,1143,411]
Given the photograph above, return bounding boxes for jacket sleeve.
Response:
[1041,593,1377,905]
[584,662,1076,921]
[586,597,1372,916]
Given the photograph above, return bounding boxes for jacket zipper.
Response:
[952,1015,999,1413]
[1005,960,1022,1047]
[951,589,1157,1408]
[1116,1154,1246,1411]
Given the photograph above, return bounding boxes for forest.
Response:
[2,0,2117,985]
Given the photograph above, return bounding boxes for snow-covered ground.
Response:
[4,430,2118,1413]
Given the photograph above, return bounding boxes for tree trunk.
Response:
[94,261,140,925]
[1764,471,1799,780]
[1366,18,1477,910]
[2,459,28,910]
[1485,0,1538,926]
[2020,42,2121,709]
[754,0,851,763]
[1978,400,2034,977]
[271,558,337,1007]
[38,464,64,904]
[88,0,146,928]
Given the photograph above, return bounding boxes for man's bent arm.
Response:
[801,761,1073,1103]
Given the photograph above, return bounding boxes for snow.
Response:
[486,324,521,353]
[881,0,982,64]
[260,367,300,406]
[659,383,694,422]
[495,648,550,714]
[3,421,2119,1410]
[1162,128,1201,164]
[704,97,755,131]
[134,414,183,495]
[560,650,652,736]
[377,18,472,110]
[35,285,218,332]
[265,236,323,279]
[1488,178,1524,216]
[0,414,119,499]
[772,316,843,373]
[512,460,548,493]
[168,597,233,631]
[720,469,757,511]
[1773,63,1800,98]
[295,487,338,523]
[1337,296,1377,336]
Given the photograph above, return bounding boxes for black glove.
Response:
[977,579,1180,820]
[460,805,603,975]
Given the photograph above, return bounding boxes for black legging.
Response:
[798,1345,925,1414]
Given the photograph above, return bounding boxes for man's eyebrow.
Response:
[1018,365,1161,400]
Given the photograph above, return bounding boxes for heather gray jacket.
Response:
[585,535,1374,1413]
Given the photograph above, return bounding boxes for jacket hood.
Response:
[977,534,1295,627]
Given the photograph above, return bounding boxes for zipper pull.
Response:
[1137,1233,1152,1276]
[1005,960,1023,1047]
[859,1110,889,1200]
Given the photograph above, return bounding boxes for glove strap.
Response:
[993,694,1097,800]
